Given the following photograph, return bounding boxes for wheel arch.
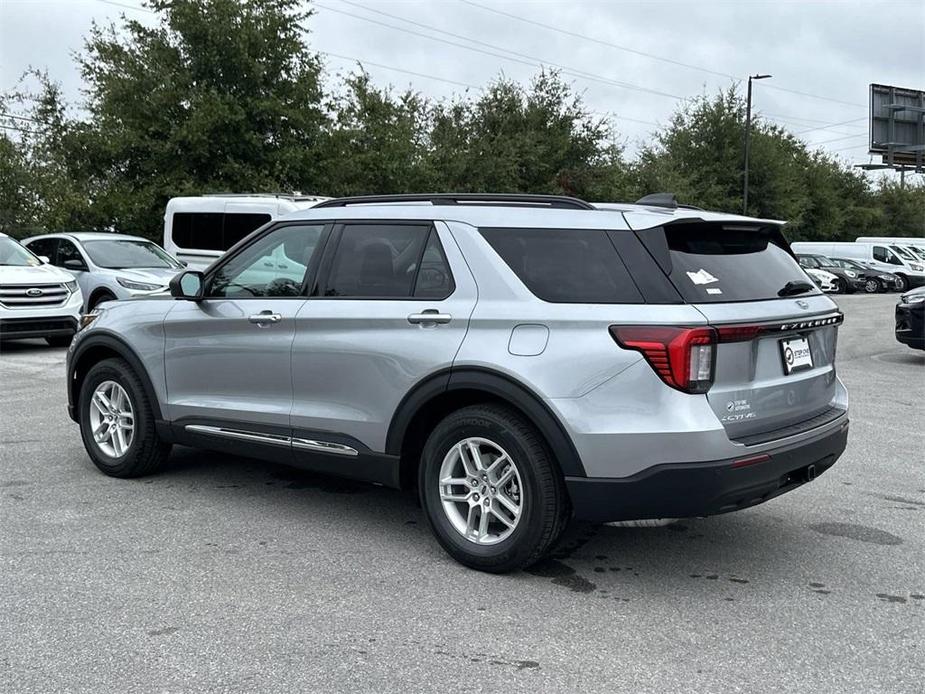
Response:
[68,332,163,424]
[87,287,117,310]
[387,367,586,489]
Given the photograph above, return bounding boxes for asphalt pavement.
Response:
[1,292,923,693]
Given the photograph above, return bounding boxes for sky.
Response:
[1,0,923,171]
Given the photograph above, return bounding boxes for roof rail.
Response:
[634,193,704,211]
[202,192,328,202]
[312,193,595,210]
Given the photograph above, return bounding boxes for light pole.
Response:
[743,73,771,215]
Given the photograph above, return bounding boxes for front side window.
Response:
[24,237,57,262]
[56,239,88,268]
[82,239,179,269]
[208,224,324,298]
[0,237,42,267]
[479,227,643,303]
[324,223,432,298]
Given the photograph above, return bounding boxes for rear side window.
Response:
[25,238,57,262]
[171,212,271,251]
[324,223,433,298]
[660,224,819,303]
[479,227,642,303]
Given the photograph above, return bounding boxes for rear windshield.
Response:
[662,224,819,303]
[479,227,642,303]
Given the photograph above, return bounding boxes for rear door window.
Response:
[479,227,642,303]
[657,223,819,303]
[323,223,432,298]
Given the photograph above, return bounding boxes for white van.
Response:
[791,241,925,290]
[855,237,925,262]
[163,194,329,269]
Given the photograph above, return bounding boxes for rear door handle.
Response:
[408,311,452,325]
[249,311,282,325]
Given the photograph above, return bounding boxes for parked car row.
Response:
[796,253,903,294]
[791,240,925,292]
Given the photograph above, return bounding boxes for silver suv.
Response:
[67,194,849,572]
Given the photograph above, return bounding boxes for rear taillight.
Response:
[609,326,716,394]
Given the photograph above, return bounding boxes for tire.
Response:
[89,291,116,311]
[894,275,908,292]
[78,357,171,478]
[833,277,847,294]
[418,404,569,573]
[863,279,879,293]
[45,334,74,347]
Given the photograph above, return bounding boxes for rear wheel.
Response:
[419,404,569,573]
[78,358,170,478]
[863,278,879,293]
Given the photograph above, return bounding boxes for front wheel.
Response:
[419,404,569,573]
[833,277,847,294]
[894,275,908,292]
[863,278,879,294]
[78,357,171,478]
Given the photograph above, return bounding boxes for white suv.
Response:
[0,233,83,346]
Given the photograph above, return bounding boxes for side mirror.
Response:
[38,255,50,264]
[170,270,205,301]
[63,258,87,271]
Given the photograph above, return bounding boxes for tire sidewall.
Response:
[419,411,548,567]
[78,360,148,475]
[895,275,908,292]
[864,279,879,293]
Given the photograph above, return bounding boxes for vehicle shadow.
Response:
[155,445,818,591]
[0,339,64,354]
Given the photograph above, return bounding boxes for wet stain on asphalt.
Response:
[809,522,903,546]
[0,480,29,488]
[876,494,925,507]
[808,582,832,595]
[526,558,596,593]
[147,626,180,637]
[875,593,907,604]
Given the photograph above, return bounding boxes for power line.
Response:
[458,0,868,110]
[0,112,41,123]
[795,117,869,136]
[322,50,660,129]
[314,2,686,100]
[808,132,867,146]
[96,0,152,13]
[457,0,738,81]
[0,123,41,135]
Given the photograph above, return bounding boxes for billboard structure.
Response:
[863,83,924,174]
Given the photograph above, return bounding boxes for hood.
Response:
[0,263,74,286]
[109,267,181,286]
[805,268,837,282]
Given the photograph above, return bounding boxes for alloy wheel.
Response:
[88,380,135,458]
[438,437,523,545]
[864,279,879,293]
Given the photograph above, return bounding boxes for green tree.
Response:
[69,0,326,238]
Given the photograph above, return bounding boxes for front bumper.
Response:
[0,316,78,340]
[895,302,924,349]
[566,417,848,523]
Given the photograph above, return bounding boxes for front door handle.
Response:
[249,311,282,325]
[408,310,452,325]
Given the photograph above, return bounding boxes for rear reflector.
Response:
[610,326,716,394]
[731,454,771,469]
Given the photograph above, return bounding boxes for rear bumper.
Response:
[895,303,924,349]
[566,417,848,523]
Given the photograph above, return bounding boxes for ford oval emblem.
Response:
[26,288,44,297]
[796,299,810,310]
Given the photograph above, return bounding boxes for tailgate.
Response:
[695,296,842,441]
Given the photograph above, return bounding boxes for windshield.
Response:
[0,237,42,267]
[83,239,181,269]
[816,255,836,266]
[905,246,925,261]
[890,245,916,260]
